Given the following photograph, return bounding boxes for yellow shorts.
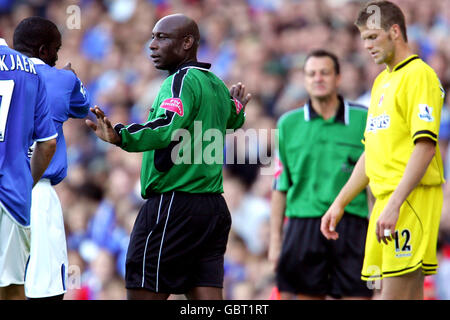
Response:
[361,185,442,281]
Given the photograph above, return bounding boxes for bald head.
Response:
[154,14,200,51]
[149,14,201,72]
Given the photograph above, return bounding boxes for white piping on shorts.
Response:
[156,191,175,292]
[141,194,164,288]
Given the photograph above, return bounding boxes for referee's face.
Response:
[359,26,395,66]
[304,56,340,100]
[149,19,187,71]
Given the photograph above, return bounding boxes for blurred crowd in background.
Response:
[0,0,449,300]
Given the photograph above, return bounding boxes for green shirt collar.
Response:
[304,95,347,124]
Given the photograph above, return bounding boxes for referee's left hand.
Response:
[230,82,252,108]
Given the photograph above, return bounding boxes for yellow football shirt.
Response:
[364,55,445,197]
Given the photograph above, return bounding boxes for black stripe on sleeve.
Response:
[152,69,190,171]
[413,130,437,139]
[125,69,189,134]
[171,68,188,98]
[114,123,125,135]
[125,112,176,134]
[412,130,437,145]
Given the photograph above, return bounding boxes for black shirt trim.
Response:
[306,95,346,124]
[393,56,420,72]
[170,61,211,75]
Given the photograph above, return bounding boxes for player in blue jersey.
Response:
[0,36,57,300]
[13,17,90,300]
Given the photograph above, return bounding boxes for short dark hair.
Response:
[304,49,340,75]
[13,16,60,53]
[354,0,408,42]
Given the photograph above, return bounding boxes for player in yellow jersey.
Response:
[320,1,445,299]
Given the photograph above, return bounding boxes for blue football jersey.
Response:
[0,39,57,226]
[30,58,90,185]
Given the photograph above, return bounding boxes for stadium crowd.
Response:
[0,0,449,299]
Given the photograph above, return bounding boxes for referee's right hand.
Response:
[86,105,122,146]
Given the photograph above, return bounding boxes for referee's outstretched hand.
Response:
[86,105,122,146]
[230,82,252,108]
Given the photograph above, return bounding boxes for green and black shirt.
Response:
[273,97,369,219]
[115,61,245,197]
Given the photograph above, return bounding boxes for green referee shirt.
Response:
[114,61,245,197]
[274,96,369,219]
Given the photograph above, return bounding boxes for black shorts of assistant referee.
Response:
[125,191,231,294]
[276,214,373,298]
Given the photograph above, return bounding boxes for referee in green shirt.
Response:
[269,50,372,299]
[86,14,251,300]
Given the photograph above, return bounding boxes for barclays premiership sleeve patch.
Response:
[418,104,434,122]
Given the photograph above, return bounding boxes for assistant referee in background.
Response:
[269,49,372,300]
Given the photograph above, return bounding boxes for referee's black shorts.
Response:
[276,214,373,298]
[125,191,231,294]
